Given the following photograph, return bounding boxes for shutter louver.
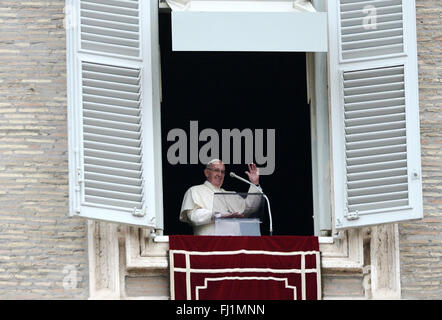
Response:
[82,62,144,210]
[80,0,140,57]
[339,0,404,60]
[344,65,409,213]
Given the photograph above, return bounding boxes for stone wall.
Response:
[0,1,88,299]
[398,0,442,299]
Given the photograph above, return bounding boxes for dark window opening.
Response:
[159,13,313,236]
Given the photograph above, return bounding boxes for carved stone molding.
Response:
[87,220,121,299]
[370,224,401,299]
[87,222,401,299]
[319,229,365,271]
[125,227,168,270]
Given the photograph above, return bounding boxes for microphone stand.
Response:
[230,172,273,236]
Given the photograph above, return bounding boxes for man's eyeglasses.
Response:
[207,168,225,175]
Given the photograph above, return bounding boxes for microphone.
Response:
[229,172,252,185]
[229,172,273,236]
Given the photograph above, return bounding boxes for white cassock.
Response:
[180,180,263,235]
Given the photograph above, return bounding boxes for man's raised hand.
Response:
[245,163,260,185]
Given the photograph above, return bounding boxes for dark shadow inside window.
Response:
[159,13,313,236]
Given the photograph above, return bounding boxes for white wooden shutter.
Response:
[328,0,423,229]
[66,0,163,228]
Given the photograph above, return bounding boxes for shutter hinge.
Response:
[132,207,146,218]
[75,167,83,190]
[346,210,360,221]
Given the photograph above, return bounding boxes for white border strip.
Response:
[301,254,306,300]
[195,277,297,300]
[170,249,319,256]
[169,248,175,300]
[185,253,191,300]
[316,251,322,299]
[172,267,318,274]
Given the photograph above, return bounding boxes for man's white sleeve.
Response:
[186,208,214,226]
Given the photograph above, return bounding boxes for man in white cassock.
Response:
[180,159,263,235]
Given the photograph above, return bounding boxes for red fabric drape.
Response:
[169,236,321,300]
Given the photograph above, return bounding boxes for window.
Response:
[159,12,314,235]
[66,0,423,235]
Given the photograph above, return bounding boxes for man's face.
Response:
[204,161,225,188]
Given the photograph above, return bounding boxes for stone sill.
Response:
[153,235,333,244]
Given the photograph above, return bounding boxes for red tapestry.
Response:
[169,236,321,300]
